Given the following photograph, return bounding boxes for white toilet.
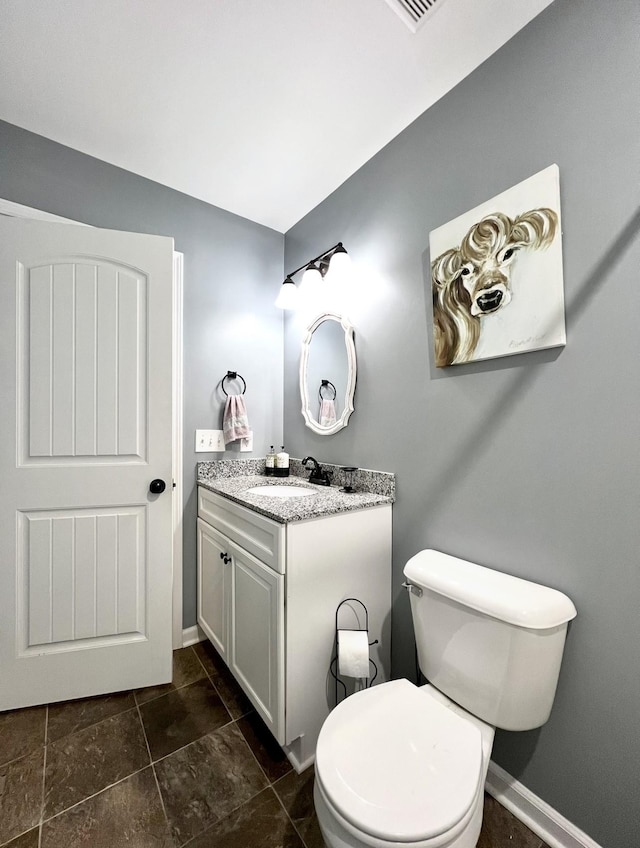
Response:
[314,549,577,848]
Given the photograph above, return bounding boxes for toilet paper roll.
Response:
[338,629,370,679]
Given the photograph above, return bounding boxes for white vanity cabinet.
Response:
[197,491,285,742]
[197,484,392,772]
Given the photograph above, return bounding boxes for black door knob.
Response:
[149,478,166,494]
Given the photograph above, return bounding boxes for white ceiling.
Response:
[0,0,553,232]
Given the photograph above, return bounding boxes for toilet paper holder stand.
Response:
[330,598,379,706]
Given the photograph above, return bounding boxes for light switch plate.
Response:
[240,431,253,452]
[195,429,225,452]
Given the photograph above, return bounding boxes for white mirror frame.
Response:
[299,312,356,435]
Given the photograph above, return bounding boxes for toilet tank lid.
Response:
[404,550,577,630]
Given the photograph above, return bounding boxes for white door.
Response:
[0,216,174,710]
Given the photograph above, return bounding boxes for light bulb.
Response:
[300,262,321,288]
[299,263,322,303]
[328,244,351,279]
[275,277,298,310]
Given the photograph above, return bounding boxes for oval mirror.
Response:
[299,313,356,435]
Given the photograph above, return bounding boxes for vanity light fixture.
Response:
[275,242,350,310]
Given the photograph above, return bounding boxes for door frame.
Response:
[0,198,184,650]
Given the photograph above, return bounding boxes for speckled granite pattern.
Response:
[198,458,266,479]
[197,474,393,524]
[198,458,395,501]
[289,459,395,498]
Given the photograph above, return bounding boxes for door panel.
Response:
[197,518,231,661]
[0,217,174,711]
[20,259,147,463]
[230,545,285,743]
[18,507,146,653]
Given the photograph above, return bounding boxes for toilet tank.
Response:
[403,550,576,731]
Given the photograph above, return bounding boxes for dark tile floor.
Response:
[0,642,549,848]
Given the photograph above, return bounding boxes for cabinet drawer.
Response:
[198,487,284,574]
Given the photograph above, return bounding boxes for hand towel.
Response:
[223,394,251,444]
[319,398,337,427]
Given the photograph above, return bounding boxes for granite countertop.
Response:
[197,474,393,524]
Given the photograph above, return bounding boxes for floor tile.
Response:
[140,677,231,761]
[44,707,149,819]
[1,828,40,848]
[40,766,173,848]
[193,640,253,719]
[477,794,546,848]
[274,767,326,848]
[0,705,46,767]
[236,711,292,783]
[0,748,44,845]
[47,691,135,744]
[155,722,268,846]
[135,646,207,706]
[185,787,304,848]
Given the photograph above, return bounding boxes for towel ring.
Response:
[319,379,337,403]
[221,371,246,396]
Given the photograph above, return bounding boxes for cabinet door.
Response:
[197,518,232,661]
[229,544,285,744]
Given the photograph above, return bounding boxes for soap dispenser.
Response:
[275,445,289,478]
[265,446,276,477]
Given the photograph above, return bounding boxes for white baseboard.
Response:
[486,762,602,848]
[182,625,206,647]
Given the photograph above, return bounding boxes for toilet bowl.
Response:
[314,680,494,848]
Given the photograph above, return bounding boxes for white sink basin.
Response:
[246,485,316,498]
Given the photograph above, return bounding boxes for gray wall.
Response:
[283,2,640,845]
[0,120,284,628]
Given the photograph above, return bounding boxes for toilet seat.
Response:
[315,680,483,845]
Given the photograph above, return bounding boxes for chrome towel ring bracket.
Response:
[221,371,246,396]
[318,379,337,403]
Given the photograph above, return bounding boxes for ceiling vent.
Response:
[383,0,448,33]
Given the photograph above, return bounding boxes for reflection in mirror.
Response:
[307,320,345,424]
[300,313,356,435]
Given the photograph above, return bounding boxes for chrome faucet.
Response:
[301,456,331,486]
